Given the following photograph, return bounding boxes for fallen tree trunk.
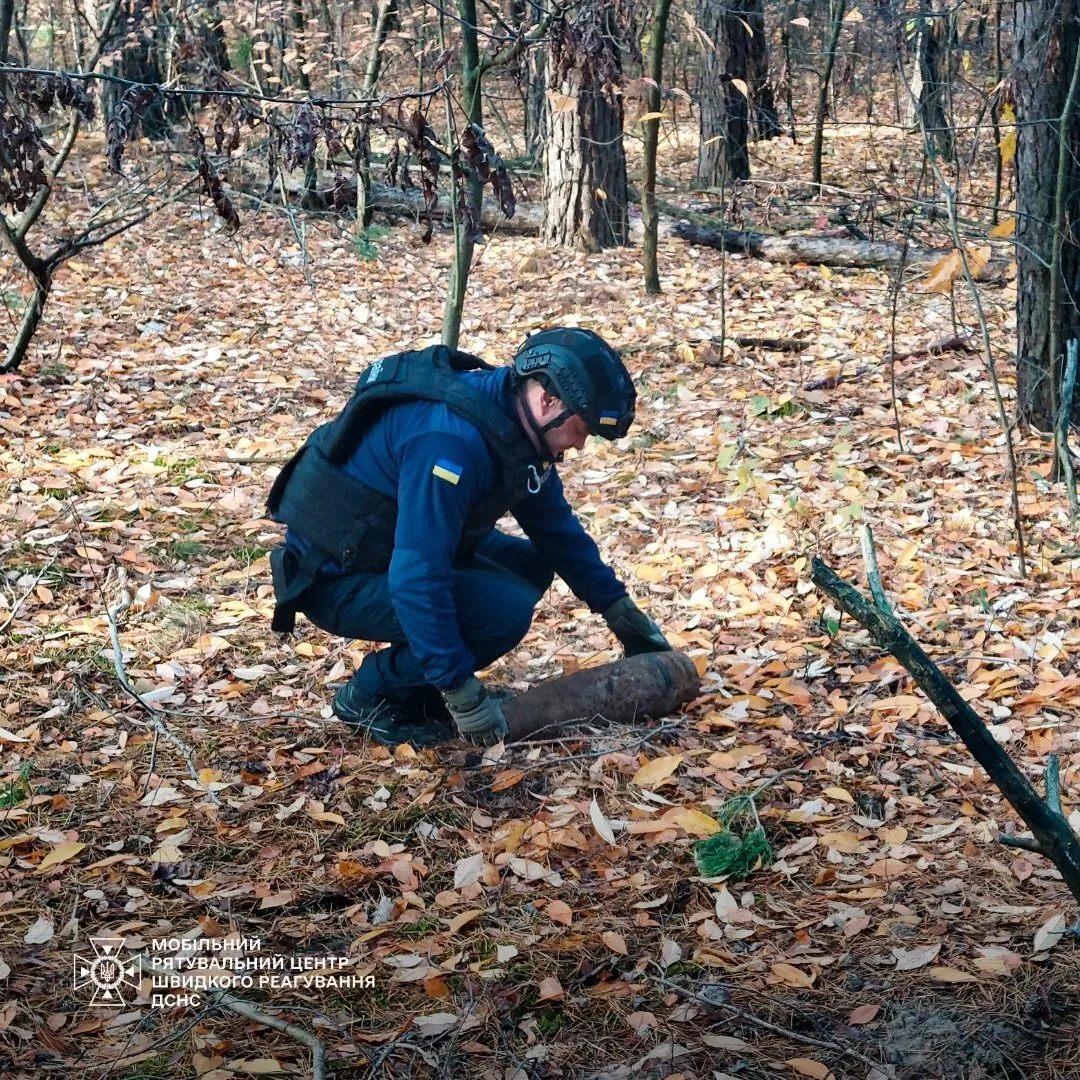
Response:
[672,221,1008,280]
[226,161,1006,279]
[501,651,701,741]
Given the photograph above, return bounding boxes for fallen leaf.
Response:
[24,916,54,944]
[258,890,295,910]
[868,858,909,879]
[659,938,682,968]
[784,1058,836,1079]
[447,909,485,934]
[509,858,563,886]
[702,1033,750,1050]
[139,786,183,807]
[1034,913,1067,954]
[231,1060,285,1076]
[822,786,854,804]
[490,768,525,792]
[625,1010,658,1036]
[602,931,628,956]
[412,1012,459,1037]
[892,943,941,971]
[590,797,617,846]
[928,966,977,983]
[454,853,484,889]
[771,962,815,988]
[36,841,86,871]
[537,976,564,1000]
[673,808,722,836]
[0,726,29,744]
[496,944,518,963]
[546,900,573,927]
[631,754,684,789]
[848,1003,880,1025]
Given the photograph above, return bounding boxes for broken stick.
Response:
[812,525,1080,907]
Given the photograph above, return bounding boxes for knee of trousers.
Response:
[473,586,539,658]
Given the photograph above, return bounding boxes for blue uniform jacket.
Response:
[287,366,627,689]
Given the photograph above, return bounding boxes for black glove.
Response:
[603,595,673,656]
[441,677,509,746]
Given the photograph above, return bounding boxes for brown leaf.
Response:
[784,1058,835,1079]
[771,962,815,988]
[546,900,573,927]
[537,976,564,1001]
[602,931,628,956]
[847,1003,880,1025]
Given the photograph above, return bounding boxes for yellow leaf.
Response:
[631,754,684,789]
[448,908,486,934]
[546,900,573,926]
[0,833,32,851]
[923,249,962,293]
[730,78,749,98]
[701,134,725,147]
[822,786,854,804]
[785,1059,835,1080]
[675,342,696,364]
[310,811,347,826]
[36,841,86,871]
[966,243,992,278]
[819,264,833,280]
[771,962,815,988]
[595,187,608,201]
[198,768,222,785]
[928,966,977,983]
[631,563,667,583]
[639,111,667,123]
[989,217,1015,238]
[843,6,863,20]
[673,809,722,836]
[999,128,1016,165]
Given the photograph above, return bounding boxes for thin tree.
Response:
[811,0,847,188]
[643,0,674,294]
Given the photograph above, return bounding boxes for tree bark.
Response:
[502,652,701,740]
[0,0,13,67]
[101,0,170,138]
[696,0,751,185]
[643,0,674,294]
[543,3,629,250]
[1015,0,1080,430]
[916,0,954,159]
[745,0,782,140]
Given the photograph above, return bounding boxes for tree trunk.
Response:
[695,0,751,185]
[543,4,629,250]
[1015,0,1080,430]
[441,0,483,348]
[101,0,170,138]
[745,0,782,140]
[1,267,50,373]
[916,0,953,159]
[643,0,674,294]
[525,0,546,157]
[811,0,847,187]
[290,0,311,92]
[0,0,13,66]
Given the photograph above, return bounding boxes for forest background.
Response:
[2,0,1080,1077]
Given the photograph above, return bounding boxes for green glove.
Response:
[441,677,509,746]
[603,595,673,656]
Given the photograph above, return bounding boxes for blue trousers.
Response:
[297,530,555,705]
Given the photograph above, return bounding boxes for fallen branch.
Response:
[656,973,884,1073]
[732,335,810,352]
[804,365,868,391]
[812,526,1080,905]
[104,567,218,805]
[888,333,979,362]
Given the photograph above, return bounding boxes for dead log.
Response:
[673,221,1008,280]
[812,526,1080,908]
[501,651,701,741]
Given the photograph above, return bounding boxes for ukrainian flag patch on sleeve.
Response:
[599,411,620,426]
[432,458,463,485]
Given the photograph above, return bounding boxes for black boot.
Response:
[331,682,453,748]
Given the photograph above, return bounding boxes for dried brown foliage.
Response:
[106,86,158,174]
[191,127,240,232]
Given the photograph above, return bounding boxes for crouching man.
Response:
[266,327,671,747]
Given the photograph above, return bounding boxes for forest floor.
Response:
[2,102,1080,1080]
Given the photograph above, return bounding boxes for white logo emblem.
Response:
[366,359,384,383]
[73,937,141,1006]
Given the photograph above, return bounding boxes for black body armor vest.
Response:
[265,344,549,632]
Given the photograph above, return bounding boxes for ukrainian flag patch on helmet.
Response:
[432,459,463,485]
[599,411,620,426]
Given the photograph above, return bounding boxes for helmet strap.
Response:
[515,380,575,446]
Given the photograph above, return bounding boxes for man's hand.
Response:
[603,596,673,656]
[441,676,509,746]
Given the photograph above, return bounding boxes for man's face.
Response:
[543,412,592,456]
